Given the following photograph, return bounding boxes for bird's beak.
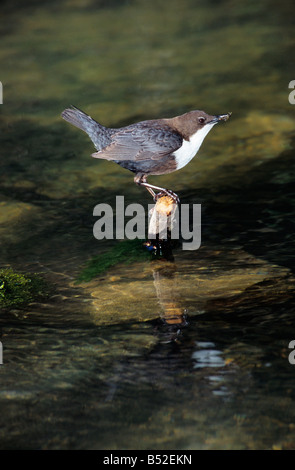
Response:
[210,112,232,124]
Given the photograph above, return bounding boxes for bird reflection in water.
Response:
[145,194,188,329]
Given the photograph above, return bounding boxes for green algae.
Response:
[77,239,151,282]
[0,268,50,310]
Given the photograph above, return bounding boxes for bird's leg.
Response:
[141,183,157,199]
[134,175,180,204]
[154,189,180,205]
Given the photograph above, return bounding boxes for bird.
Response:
[61,106,231,201]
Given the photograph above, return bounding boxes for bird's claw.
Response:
[154,189,180,205]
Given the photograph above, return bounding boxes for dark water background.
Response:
[0,0,295,450]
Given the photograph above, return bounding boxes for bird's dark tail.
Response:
[61,106,111,151]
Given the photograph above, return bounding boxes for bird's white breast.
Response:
[173,122,216,170]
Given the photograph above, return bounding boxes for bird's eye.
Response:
[198,117,206,124]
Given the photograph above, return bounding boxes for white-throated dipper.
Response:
[61,106,231,200]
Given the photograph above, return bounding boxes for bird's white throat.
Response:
[173,122,216,170]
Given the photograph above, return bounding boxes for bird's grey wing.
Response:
[92,123,183,161]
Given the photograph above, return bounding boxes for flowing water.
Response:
[0,0,295,450]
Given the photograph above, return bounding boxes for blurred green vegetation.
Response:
[0,268,51,310]
[77,239,151,282]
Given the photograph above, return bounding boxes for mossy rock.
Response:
[77,239,152,283]
[0,268,50,310]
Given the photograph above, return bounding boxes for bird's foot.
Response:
[154,189,180,205]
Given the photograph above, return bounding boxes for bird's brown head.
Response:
[170,110,231,140]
